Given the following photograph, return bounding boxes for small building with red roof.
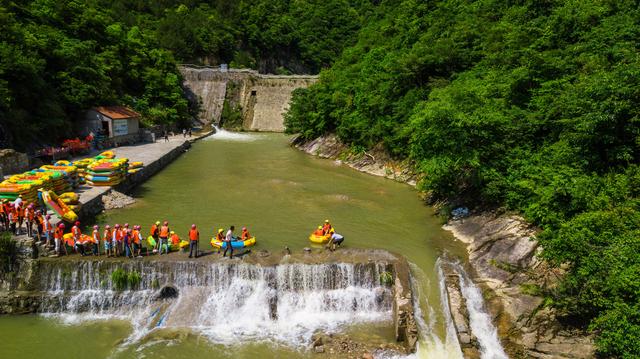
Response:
[84,106,141,140]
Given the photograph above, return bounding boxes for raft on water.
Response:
[210,237,256,249]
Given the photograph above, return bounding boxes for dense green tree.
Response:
[286,0,640,356]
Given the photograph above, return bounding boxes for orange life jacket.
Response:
[189,229,199,241]
[45,219,53,232]
[322,223,332,234]
[171,234,180,245]
[115,229,123,241]
[132,229,140,244]
[0,204,4,214]
[150,224,158,236]
[10,208,18,223]
[54,228,63,239]
[72,225,81,238]
[216,232,224,241]
[36,214,44,225]
[27,208,35,221]
[314,229,324,236]
[159,225,169,237]
[17,206,25,217]
[241,230,250,240]
[103,229,112,241]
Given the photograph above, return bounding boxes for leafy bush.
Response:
[285,1,640,356]
[111,268,142,291]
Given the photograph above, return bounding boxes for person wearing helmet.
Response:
[103,225,113,257]
[215,228,225,254]
[91,225,100,256]
[55,223,68,256]
[0,199,5,231]
[240,227,251,241]
[35,210,44,242]
[170,231,180,250]
[132,225,142,257]
[313,226,324,236]
[188,224,199,258]
[44,214,54,248]
[158,221,170,255]
[123,227,132,258]
[2,199,12,230]
[150,221,160,247]
[25,203,35,238]
[113,224,124,256]
[16,202,25,235]
[322,219,333,236]
[72,221,85,256]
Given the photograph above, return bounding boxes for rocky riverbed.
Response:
[294,134,595,358]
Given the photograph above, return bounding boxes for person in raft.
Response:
[170,231,180,249]
[313,226,324,236]
[240,227,251,241]
[188,224,199,258]
[224,225,235,259]
[322,219,333,236]
[92,225,100,256]
[103,225,113,257]
[215,228,225,253]
[159,221,171,255]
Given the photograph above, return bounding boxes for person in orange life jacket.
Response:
[44,214,54,248]
[35,210,44,242]
[25,203,35,238]
[112,224,122,256]
[72,221,85,256]
[14,202,25,235]
[92,225,100,256]
[322,219,333,236]
[54,223,68,256]
[132,225,142,257]
[103,225,113,257]
[170,231,180,246]
[313,226,324,236]
[123,228,133,258]
[3,199,12,230]
[0,199,5,231]
[215,228,225,254]
[150,221,160,245]
[188,224,199,258]
[240,227,251,241]
[159,221,170,255]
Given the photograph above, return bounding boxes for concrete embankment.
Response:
[293,134,594,358]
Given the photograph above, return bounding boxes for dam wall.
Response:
[179,66,317,132]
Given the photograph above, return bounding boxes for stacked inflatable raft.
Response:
[85,158,129,186]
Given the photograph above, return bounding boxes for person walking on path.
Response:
[182,129,187,138]
[188,224,199,258]
[159,221,170,255]
[164,131,169,142]
[25,204,35,238]
[223,225,235,259]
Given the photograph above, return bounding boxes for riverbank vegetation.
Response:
[285,1,640,356]
[1,0,369,149]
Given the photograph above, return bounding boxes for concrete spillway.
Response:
[180,66,318,131]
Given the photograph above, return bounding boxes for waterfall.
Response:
[444,260,509,359]
[208,125,257,141]
[38,261,392,347]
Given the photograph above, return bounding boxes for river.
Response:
[0,132,477,358]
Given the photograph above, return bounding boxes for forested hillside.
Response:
[285,0,640,356]
[0,0,369,149]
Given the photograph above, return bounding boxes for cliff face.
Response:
[179,66,317,131]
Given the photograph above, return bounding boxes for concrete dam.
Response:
[180,66,318,132]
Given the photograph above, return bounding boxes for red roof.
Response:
[93,106,141,119]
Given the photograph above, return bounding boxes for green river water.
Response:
[0,132,468,358]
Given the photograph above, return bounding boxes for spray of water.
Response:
[444,260,509,359]
[207,126,258,141]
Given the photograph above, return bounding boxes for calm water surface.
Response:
[0,132,467,358]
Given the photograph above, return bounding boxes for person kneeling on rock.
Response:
[326,233,344,252]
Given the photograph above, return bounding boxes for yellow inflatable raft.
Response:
[309,233,332,244]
